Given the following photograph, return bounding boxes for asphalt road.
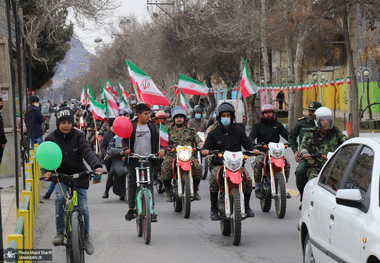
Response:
[34,117,303,263]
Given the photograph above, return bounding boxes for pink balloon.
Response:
[113,116,133,138]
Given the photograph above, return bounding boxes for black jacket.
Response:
[43,128,102,189]
[122,120,161,154]
[249,118,289,144]
[0,113,6,145]
[203,124,254,165]
[101,130,115,157]
[25,106,45,139]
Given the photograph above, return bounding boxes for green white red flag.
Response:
[347,76,351,84]
[87,86,106,120]
[118,81,130,101]
[80,87,86,103]
[178,74,209,96]
[126,60,170,106]
[159,123,169,150]
[238,59,259,98]
[88,84,95,99]
[101,86,120,118]
[179,88,192,110]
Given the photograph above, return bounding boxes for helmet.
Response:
[124,108,134,119]
[130,100,137,106]
[155,110,166,125]
[261,104,275,122]
[193,105,203,113]
[163,106,171,113]
[314,107,333,129]
[216,102,235,122]
[152,105,160,112]
[171,106,187,121]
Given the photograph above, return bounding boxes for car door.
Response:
[308,145,358,262]
[329,145,373,262]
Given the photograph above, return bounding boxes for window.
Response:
[319,145,359,192]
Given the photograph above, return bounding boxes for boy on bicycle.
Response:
[42,107,103,255]
[122,103,165,221]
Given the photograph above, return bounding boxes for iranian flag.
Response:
[159,123,169,150]
[336,78,340,86]
[88,85,95,99]
[324,80,328,88]
[126,60,170,106]
[105,78,112,93]
[238,59,258,98]
[330,79,335,87]
[179,88,192,110]
[178,74,209,96]
[102,86,120,118]
[118,81,130,101]
[119,97,129,110]
[80,87,86,103]
[88,95,106,120]
[347,76,351,84]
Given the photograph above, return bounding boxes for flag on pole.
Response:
[118,81,130,101]
[102,87,120,118]
[119,97,129,110]
[88,94,106,120]
[159,123,169,150]
[178,74,209,96]
[238,60,258,98]
[179,88,192,110]
[126,60,170,106]
[88,84,95,99]
[80,87,86,103]
[105,78,112,93]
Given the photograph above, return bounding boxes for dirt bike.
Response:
[301,152,327,180]
[251,142,289,219]
[196,132,209,180]
[207,150,254,246]
[170,145,198,219]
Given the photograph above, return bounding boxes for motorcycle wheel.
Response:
[274,172,287,219]
[201,158,208,180]
[220,218,231,236]
[260,177,272,212]
[182,174,191,219]
[230,188,241,246]
[156,180,164,194]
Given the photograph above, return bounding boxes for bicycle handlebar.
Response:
[128,153,158,159]
[39,170,99,181]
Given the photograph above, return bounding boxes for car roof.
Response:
[342,136,380,147]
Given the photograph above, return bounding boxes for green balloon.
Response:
[36,141,63,170]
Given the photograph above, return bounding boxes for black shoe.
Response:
[255,190,265,199]
[102,192,109,199]
[119,196,125,201]
[125,210,135,221]
[246,208,255,218]
[286,192,292,199]
[42,193,51,200]
[151,213,158,222]
[210,210,220,221]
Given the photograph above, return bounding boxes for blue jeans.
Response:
[46,181,56,195]
[30,136,44,149]
[54,183,90,235]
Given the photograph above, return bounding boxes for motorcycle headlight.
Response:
[226,159,241,172]
[272,149,283,158]
[178,151,191,162]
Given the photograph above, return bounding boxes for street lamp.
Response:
[311,71,326,103]
[357,66,372,119]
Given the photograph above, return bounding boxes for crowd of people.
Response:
[29,96,346,256]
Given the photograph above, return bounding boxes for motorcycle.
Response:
[207,150,254,246]
[153,161,164,194]
[170,145,197,219]
[197,132,209,180]
[251,142,289,219]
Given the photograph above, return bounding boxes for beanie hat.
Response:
[56,107,74,126]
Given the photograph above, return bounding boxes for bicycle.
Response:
[127,153,158,245]
[40,170,98,263]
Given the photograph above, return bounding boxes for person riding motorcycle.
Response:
[122,108,135,120]
[288,101,322,205]
[187,105,208,132]
[161,106,203,201]
[155,110,167,130]
[202,102,255,220]
[187,108,193,120]
[300,107,347,180]
[249,104,290,199]
[163,106,173,126]
[74,104,86,127]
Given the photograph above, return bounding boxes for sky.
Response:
[72,0,150,54]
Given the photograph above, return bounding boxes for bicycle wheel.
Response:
[71,211,85,263]
[142,190,151,244]
[230,188,241,246]
[182,174,191,219]
[274,173,287,219]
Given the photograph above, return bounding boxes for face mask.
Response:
[88,108,91,112]
[195,113,201,120]
[187,115,192,119]
[221,117,230,127]
[34,103,39,107]
[165,113,170,118]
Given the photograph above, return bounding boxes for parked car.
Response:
[299,136,380,263]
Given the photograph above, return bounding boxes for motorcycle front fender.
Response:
[178,159,191,171]
[226,170,243,184]
[271,156,285,168]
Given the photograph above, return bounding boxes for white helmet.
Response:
[152,105,160,112]
[314,107,333,129]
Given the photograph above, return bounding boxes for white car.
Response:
[299,137,380,263]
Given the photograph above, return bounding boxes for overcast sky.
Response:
[73,0,149,54]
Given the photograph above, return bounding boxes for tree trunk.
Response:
[343,9,359,137]
[261,0,271,104]
[205,76,216,118]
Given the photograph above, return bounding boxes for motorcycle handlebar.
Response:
[300,152,327,160]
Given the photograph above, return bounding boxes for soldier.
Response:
[288,101,321,205]
[161,106,203,201]
[202,102,255,220]
[300,107,347,180]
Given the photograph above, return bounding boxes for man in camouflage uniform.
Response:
[202,102,255,220]
[300,107,347,180]
[161,106,203,202]
[288,101,321,203]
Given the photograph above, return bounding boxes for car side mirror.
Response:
[336,189,363,208]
